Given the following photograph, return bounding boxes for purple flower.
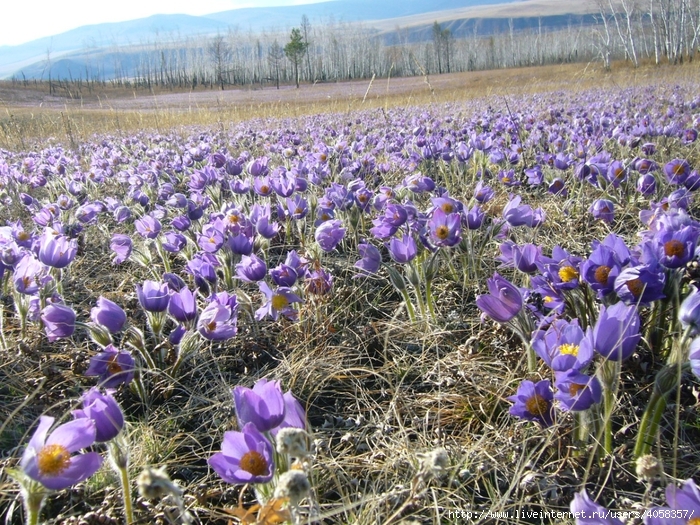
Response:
[554,370,602,411]
[580,245,622,298]
[110,234,132,265]
[354,242,381,276]
[588,302,641,361]
[90,296,127,333]
[236,254,268,282]
[387,235,418,264]
[644,479,700,525]
[20,416,103,490]
[135,280,169,312]
[315,219,346,252]
[654,225,697,269]
[463,205,485,230]
[197,296,238,341]
[255,282,302,322]
[475,273,522,323]
[85,345,135,388]
[272,391,307,436]
[233,378,285,432]
[38,231,78,269]
[613,265,665,306]
[664,158,691,185]
[508,380,554,427]
[428,208,461,247]
[689,337,700,381]
[570,489,624,524]
[679,287,700,336]
[590,199,615,223]
[269,264,298,287]
[502,195,535,227]
[13,255,45,295]
[135,215,162,239]
[531,318,593,371]
[41,303,76,342]
[162,231,187,253]
[168,287,198,324]
[473,181,494,203]
[72,387,124,442]
[636,173,657,196]
[208,422,274,484]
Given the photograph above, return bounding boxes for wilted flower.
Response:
[21,416,103,491]
[208,423,275,484]
[508,380,554,427]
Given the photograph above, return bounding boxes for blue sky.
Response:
[2,0,327,47]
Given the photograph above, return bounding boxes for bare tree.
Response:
[209,34,232,90]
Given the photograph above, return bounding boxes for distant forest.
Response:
[11,0,700,93]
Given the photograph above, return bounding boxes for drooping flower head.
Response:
[20,416,103,490]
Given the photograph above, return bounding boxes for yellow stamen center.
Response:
[558,266,579,283]
[239,450,268,476]
[37,444,71,476]
[525,394,550,417]
[687,518,700,525]
[594,265,611,285]
[271,294,289,310]
[664,239,685,258]
[559,344,579,356]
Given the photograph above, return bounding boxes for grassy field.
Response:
[0,60,699,524]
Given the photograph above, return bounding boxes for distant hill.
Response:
[0,0,600,80]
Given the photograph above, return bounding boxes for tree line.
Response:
[10,5,700,93]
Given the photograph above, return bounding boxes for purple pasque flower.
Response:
[502,195,543,227]
[654,225,697,269]
[161,231,187,253]
[636,173,657,196]
[269,264,298,287]
[285,195,308,220]
[463,204,485,230]
[41,303,76,342]
[354,242,381,277]
[508,379,554,427]
[236,253,267,283]
[588,302,641,361]
[110,234,132,265]
[569,489,624,525]
[475,272,522,323]
[531,318,593,372]
[663,158,691,185]
[85,345,135,388]
[20,416,103,491]
[255,215,279,239]
[644,479,700,525]
[197,293,238,340]
[427,207,461,247]
[590,199,615,223]
[186,253,218,292]
[72,387,124,442]
[208,422,274,484]
[689,337,700,381]
[510,243,542,274]
[315,219,346,252]
[387,234,418,264]
[473,181,495,203]
[168,286,198,324]
[135,280,169,312]
[233,378,286,432]
[134,214,162,239]
[227,232,254,256]
[272,390,307,436]
[554,370,602,411]
[13,254,46,295]
[679,287,700,335]
[255,282,302,322]
[38,230,78,269]
[580,245,622,298]
[613,265,665,306]
[90,296,127,333]
[305,267,333,295]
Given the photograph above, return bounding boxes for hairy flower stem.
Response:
[598,359,620,458]
[109,439,134,525]
[119,465,135,525]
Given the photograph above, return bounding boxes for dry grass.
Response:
[0,60,699,524]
